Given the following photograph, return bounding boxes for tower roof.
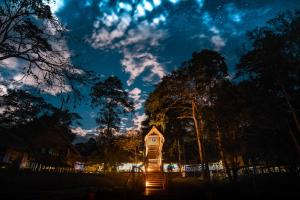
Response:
[144,126,165,143]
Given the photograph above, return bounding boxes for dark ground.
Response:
[1,170,300,200]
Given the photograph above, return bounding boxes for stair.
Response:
[145,172,165,189]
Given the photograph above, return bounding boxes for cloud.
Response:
[133,113,147,130]
[47,0,65,14]
[0,57,19,69]
[13,72,72,95]
[210,26,220,34]
[117,21,167,49]
[128,87,145,110]
[225,3,244,23]
[196,0,205,8]
[129,88,141,101]
[0,84,7,96]
[72,127,98,144]
[87,2,168,86]
[121,50,166,86]
[191,33,207,39]
[71,127,87,137]
[210,35,226,51]
[89,14,132,49]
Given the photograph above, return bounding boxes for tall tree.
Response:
[0,89,54,128]
[237,10,300,156]
[90,76,134,171]
[144,50,228,179]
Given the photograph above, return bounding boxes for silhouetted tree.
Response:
[90,76,134,171]
[237,10,300,157]
[0,0,89,97]
[0,89,54,128]
[0,89,80,142]
[144,50,228,179]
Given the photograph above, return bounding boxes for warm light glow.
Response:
[145,181,149,187]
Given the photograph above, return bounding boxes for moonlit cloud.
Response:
[118,2,133,12]
[168,0,180,4]
[47,0,65,13]
[211,35,226,51]
[196,0,205,8]
[225,3,244,23]
[0,84,7,96]
[136,4,146,17]
[153,0,162,7]
[129,88,145,110]
[143,1,154,12]
[122,50,166,86]
[0,57,19,69]
[88,2,169,87]
[202,12,212,26]
[210,26,220,34]
[89,14,132,49]
[133,113,147,130]
[13,72,72,95]
[71,127,87,137]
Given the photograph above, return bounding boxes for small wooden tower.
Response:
[144,126,165,172]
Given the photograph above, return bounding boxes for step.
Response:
[145,172,165,190]
[146,183,164,187]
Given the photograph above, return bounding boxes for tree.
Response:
[90,76,134,171]
[144,50,228,179]
[114,130,143,164]
[0,89,81,142]
[0,0,87,95]
[0,89,54,128]
[237,10,300,156]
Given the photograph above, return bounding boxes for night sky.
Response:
[3,0,300,135]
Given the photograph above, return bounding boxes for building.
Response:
[0,131,28,169]
[144,126,165,172]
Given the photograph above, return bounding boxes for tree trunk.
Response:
[177,137,182,173]
[281,85,300,134]
[288,124,300,157]
[200,117,210,180]
[216,126,232,182]
[192,100,205,178]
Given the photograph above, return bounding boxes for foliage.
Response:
[91,76,134,133]
[90,76,134,170]
[0,89,80,142]
[0,0,90,99]
[0,89,54,128]
[144,13,300,180]
[237,10,300,135]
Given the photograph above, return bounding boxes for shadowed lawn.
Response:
[0,170,144,200]
[1,171,300,200]
[166,173,300,200]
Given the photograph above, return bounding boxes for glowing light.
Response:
[146,181,149,186]
[153,0,161,6]
[119,2,133,12]
[144,1,153,11]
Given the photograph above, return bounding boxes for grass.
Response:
[0,170,300,200]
